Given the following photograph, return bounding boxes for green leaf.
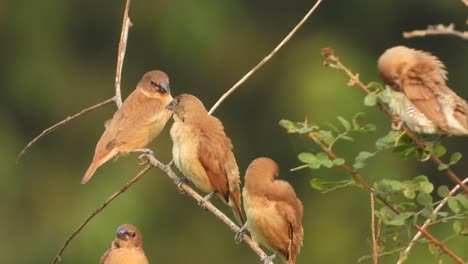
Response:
[417,193,433,206]
[447,197,461,213]
[398,202,418,211]
[430,143,447,158]
[297,127,314,134]
[388,180,404,191]
[419,182,434,194]
[412,175,428,183]
[455,194,468,209]
[402,186,416,200]
[453,220,463,234]
[367,81,384,92]
[437,186,450,198]
[375,207,396,223]
[279,119,300,133]
[318,130,335,146]
[420,206,434,219]
[428,243,438,255]
[352,112,366,130]
[387,212,414,226]
[449,152,462,165]
[333,158,345,166]
[437,211,449,218]
[353,161,365,170]
[298,152,316,164]
[356,151,375,161]
[377,88,391,103]
[310,178,352,192]
[376,131,401,150]
[316,152,329,162]
[374,181,393,195]
[339,135,354,141]
[364,93,378,106]
[337,116,351,131]
[322,159,334,168]
[359,123,377,133]
[437,163,449,171]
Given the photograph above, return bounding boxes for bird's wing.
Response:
[197,118,231,202]
[96,90,165,153]
[402,61,449,132]
[453,96,468,131]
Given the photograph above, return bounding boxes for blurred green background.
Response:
[3,0,467,263]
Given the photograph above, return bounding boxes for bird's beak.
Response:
[166,100,176,110]
[160,80,170,93]
[116,226,128,240]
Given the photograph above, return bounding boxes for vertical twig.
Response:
[114,0,133,108]
[208,0,323,115]
[370,193,378,264]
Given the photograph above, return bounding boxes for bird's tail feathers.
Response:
[229,193,246,226]
[81,150,117,184]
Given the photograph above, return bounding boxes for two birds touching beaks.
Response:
[83,70,303,263]
[89,45,467,264]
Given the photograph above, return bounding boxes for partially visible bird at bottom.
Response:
[101,224,149,264]
[237,157,304,264]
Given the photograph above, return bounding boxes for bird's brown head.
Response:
[245,157,280,186]
[377,46,447,91]
[113,224,144,249]
[138,70,172,101]
[165,93,208,122]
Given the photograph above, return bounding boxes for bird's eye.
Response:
[150,80,157,86]
[129,232,136,238]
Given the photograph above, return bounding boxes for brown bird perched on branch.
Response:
[166,93,245,225]
[236,157,304,264]
[378,46,468,136]
[82,70,173,184]
[100,224,148,264]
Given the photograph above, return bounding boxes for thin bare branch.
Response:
[208,0,323,115]
[114,0,133,108]
[52,165,153,264]
[321,48,468,195]
[397,177,468,264]
[144,155,269,261]
[370,193,378,264]
[16,97,115,162]
[403,23,468,40]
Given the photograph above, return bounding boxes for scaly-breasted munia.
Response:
[82,70,173,184]
[166,93,245,225]
[100,224,148,264]
[378,46,468,135]
[239,157,303,264]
